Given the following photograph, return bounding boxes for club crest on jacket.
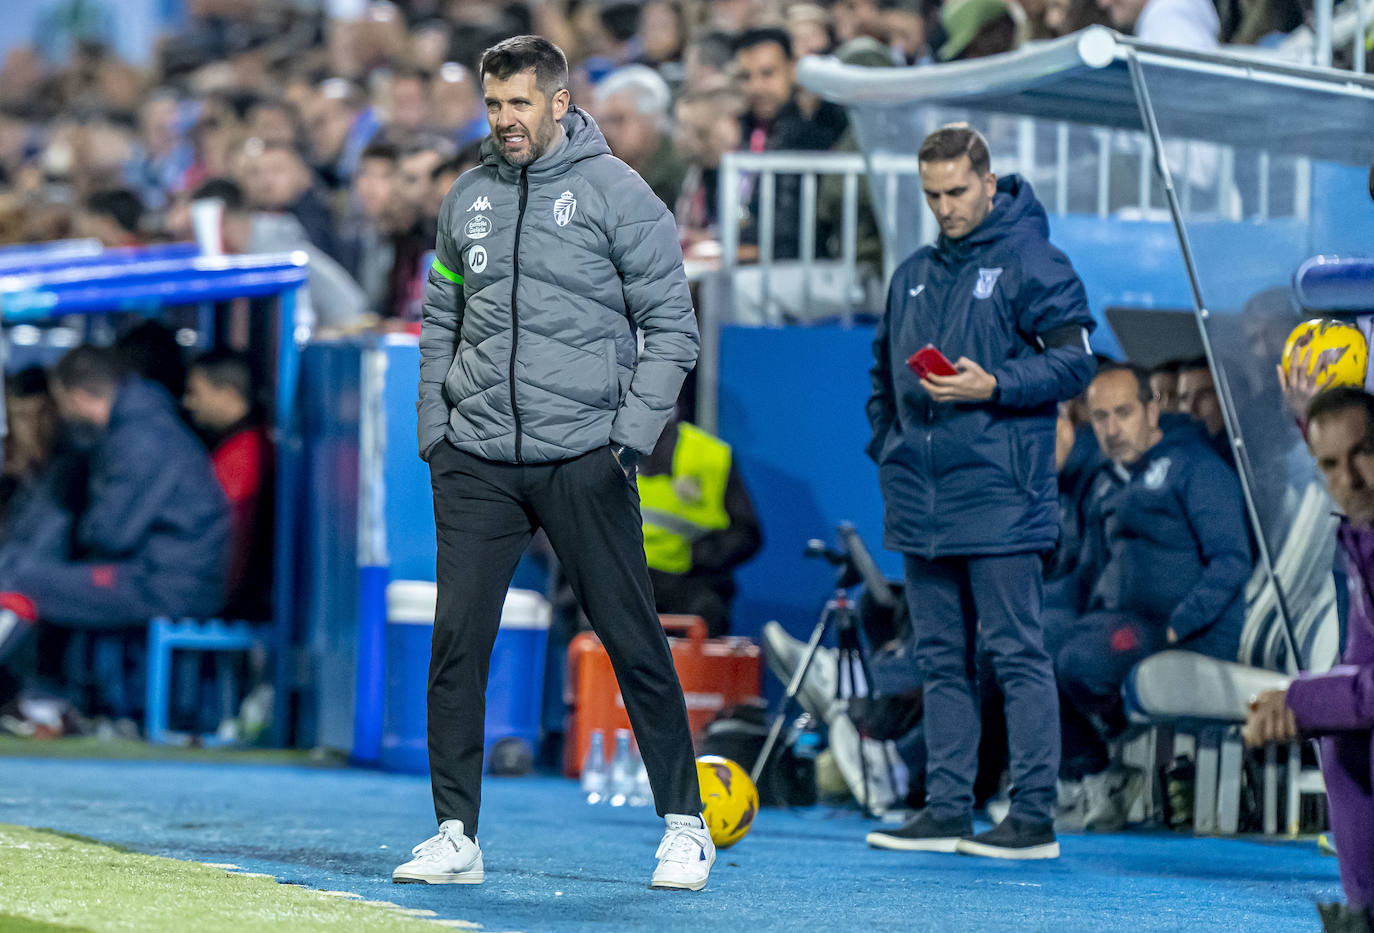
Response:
[554,191,577,227]
[973,267,1003,300]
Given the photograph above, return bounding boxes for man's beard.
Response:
[499,109,557,167]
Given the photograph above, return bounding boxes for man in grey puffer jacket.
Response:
[394,36,714,893]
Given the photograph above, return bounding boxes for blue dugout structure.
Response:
[0,248,309,745]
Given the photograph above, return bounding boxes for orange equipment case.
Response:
[563,615,762,776]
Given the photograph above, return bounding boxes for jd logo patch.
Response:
[467,244,488,274]
[464,215,492,239]
[554,190,577,227]
[973,267,1003,300]
[1143,457,1172,490]
[467,196,492,212]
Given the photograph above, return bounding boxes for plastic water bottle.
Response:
[581,730,608,805]
[608,728,637,807]
[630,752,652,807]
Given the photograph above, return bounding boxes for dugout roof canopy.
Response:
[799,26,1374,166]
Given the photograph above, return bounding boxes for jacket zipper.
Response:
[510,167,529,463]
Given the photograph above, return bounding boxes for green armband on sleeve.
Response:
[432,259,463,285]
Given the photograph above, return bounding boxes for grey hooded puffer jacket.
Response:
[417,107,699,464]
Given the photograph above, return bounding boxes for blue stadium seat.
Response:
[145,617,269,745]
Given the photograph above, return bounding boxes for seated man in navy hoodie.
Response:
[0,347,230,717]
[1052,362,1252,829]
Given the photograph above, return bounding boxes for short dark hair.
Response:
[359,140,400,166]
[1307,387,1374,433]
[192,177,246,214]
[84,188,144,235]
[688,30,736,71]
[1092,362,1154,406]
[6,365,48,398]
[191,348,255,404]
[479,35,569,98]
[53,346,125,397]
[918,124,991,176]
[1177,356,1211,373]
[1148,359,1181,377]
[733,27,792,60]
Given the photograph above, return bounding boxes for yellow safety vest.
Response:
[638,423,732,574]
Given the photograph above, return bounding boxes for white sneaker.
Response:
[392,820,484,884]
[762,621,837,719]
[649,814,715,891]
[827,713,905,814]
[1081,768,1144,832]
[1054,778,1087,832]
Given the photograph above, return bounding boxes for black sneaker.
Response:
[1318,901,1372,933]
[866,811,972,852]
[956,816,1059,860]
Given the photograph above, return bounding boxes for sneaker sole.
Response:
[649,878,709,892]
[392,871,485,884]
[954,839,1060,860]
[865,831,964,852]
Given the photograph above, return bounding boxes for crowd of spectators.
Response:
[0,0,1318,325]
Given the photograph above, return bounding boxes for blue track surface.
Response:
[0,757,1341,931]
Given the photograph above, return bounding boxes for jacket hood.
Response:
[1129,411,1215,474]
[936,174,1047,258]
[111,376,177,426]
[481,106,612,182]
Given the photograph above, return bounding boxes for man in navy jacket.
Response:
[865,126,1095,859]
[1054,364,1251,829]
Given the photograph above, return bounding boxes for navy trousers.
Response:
[904,552,1059,826]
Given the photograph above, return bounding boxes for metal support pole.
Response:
[1126,51,1305,671]
[271,287,303,746]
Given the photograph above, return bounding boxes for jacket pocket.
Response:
[603,338,619,407]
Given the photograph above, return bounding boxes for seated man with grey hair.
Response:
[593,64,687,209]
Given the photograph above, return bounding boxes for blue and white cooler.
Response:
[380,580,552,774]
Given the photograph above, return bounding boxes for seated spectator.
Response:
[0,348,230,713]
[431,62,486,149]
[672,86,744,253]
[1098,0,1219,47]
[1148,359,1181,412]
[732,27,849,261]
[593,65,687,211]
[1046,399,1103,586]
[936,0,1022,62]
[1,367,58,517]
[237,138,344,264]
[1053,364,1251,829]
[383,65,434,137]
[1245,388,1374,933]
[115,319,187,402]
[183,350,274,621]
[347,140,429,321]
[1177,355,1233,463]
[682,29,735,95]
[638,414,762,637]
[428,143,482,218]
[304,77,379,192]
[181,178,367,333]
[76,188,145,248]
[397,134,456,241]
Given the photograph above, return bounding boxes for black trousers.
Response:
[427,441,701,834]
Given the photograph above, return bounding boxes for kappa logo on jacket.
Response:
[467,195,492,212]
[973,267,1003,299]
[554,191,577,227]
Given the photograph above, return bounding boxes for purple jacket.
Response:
[1286,521,1374,732]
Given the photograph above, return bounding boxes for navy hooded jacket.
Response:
[76,378,231,617]
[1071,413,1252,660]
[867,175,1096,557]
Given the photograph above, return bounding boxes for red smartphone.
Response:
[907,344,959,380]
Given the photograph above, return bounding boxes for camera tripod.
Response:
[751,523,903,818]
